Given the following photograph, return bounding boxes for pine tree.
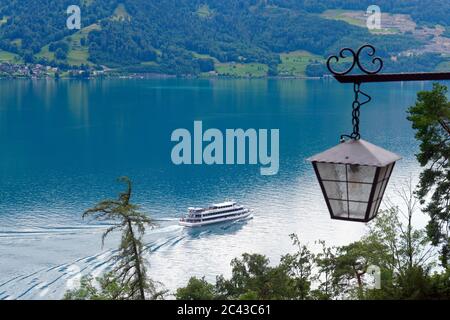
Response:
[82,176,160,300]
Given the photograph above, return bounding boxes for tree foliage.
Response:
[175,277,216,300]
[408,84,450,268]
[64,273,127,300]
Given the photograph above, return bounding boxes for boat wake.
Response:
[0,216,251,300]
[0,222,186,300]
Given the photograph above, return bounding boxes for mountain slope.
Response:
[0,0,448,76]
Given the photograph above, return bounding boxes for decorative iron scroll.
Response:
[326,44,383,76]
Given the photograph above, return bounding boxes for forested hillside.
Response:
[0,0,448,76]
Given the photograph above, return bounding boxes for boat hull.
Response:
[179,210,252,227]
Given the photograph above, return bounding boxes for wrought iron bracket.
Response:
[326,44,450,141]
[326,44,450,83]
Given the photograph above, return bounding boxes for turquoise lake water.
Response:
[0,79,437,299]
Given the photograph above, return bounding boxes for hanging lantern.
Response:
[307,44,405,222]
[307,139,401,222]
[308,43,450,222]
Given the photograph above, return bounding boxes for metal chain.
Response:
[351,83,361,140]
[341,82,371,142]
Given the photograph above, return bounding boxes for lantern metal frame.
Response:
[308,139,401,222]
[312,162,393,222]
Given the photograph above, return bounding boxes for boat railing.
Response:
[185,207,247,220]
[188,204,236,213]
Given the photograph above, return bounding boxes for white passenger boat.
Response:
[179,201,252,227]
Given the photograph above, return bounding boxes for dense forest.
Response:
[0,0,448,76]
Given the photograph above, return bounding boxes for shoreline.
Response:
[0,74,326,81]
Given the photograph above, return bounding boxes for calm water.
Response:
[0,78,434,299]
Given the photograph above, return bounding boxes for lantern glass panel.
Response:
[315,162,381,220]
[309,139,401,222]
[329,200,347,218]
[315,163,347,181]
[322,181,347,200]
[347,164,377,183]
[348,182,373,202]
[349,201,369,220]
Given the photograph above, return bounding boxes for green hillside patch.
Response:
[320,9,413,35]
[66,24,101,66]
[36,45,54,61]
[67,48,89,66]
[0,50,20,62]
[36,24,101,66]
[321,9,366,28]
[215,63,268,77]
[192,52,219,63]
[278,51,323,77]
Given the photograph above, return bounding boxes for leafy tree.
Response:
[55,48,67,60]
[22,51,34,63]
[359,180,436,299]
[428,268,450,299]
[407,83,450,268]
[175,277,217,300]
[49,41,69,53]
[197,58,215,72]
[280,234,315,299]
[382,178,437,272]
[313,240,337,299]
[215,253,292,300]
[331,241,375,299]
[313,180,436,300]
[268,64,278,77]
[176,237,315,300]
[64,273,127,300]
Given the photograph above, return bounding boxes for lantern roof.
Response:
[307,139,401,167]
